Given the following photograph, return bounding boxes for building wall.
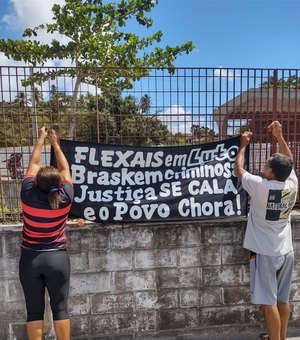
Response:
[1,217,300,339]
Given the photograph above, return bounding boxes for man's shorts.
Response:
[250,251,294,305]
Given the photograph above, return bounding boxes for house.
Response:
[213,87,300,173]
[213,87,300,141]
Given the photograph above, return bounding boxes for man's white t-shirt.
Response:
[242,169,298,256]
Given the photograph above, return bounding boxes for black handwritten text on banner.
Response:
[52,137,249,223]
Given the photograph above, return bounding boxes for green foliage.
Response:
[191,124,217,143]
[119,115,171,145]
[0,99,31,147]
[40,85,71,124]
[0,0,194,73]
[169,133,188,145]
[0,87,176,147]
[76,90,171,145]
[261,75,300,89]
[0,205,21,224]
[0,0,195,139]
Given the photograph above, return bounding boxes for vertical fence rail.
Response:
[272,69,278,155]
[0,66,300,223]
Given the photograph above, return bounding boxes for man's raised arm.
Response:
[234,131,253,178]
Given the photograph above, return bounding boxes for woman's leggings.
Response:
[19,249,70,322]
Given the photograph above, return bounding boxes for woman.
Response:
[20,127,74,340]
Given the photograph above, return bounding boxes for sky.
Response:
[0,0,300,69]
[0,0,299,135]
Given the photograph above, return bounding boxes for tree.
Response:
[0,0,195,139]
[14,92,28,107]
[0,99,30,147]
[120,115,171,145]
[39,84,71,130]
[261,75,300,89]
[80,90,170,144]
[191,125,217,143]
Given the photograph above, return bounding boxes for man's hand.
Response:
[268,120,283,140]
[240,131,253,148]
[49,129,59,146]
[38,126,48,142]
[234,131,252,178]
[268,120,292,159]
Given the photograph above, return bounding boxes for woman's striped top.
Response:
[21,175,74,251]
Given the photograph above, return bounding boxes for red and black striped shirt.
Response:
[21,175,74,251]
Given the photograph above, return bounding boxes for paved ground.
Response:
[130,324,300,340]
[28,321,300,340]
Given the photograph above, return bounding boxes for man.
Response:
[234,121,298,340]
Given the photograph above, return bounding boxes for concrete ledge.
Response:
[1,217,300,339]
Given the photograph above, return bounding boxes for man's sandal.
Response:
[259,333,269,340]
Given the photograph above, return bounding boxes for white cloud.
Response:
[2,0,65,32]
[0,0,73,83]
[0,0,100,104]
[0,52,27,67]
[2,0,69,49]
[0,52,97,102]
[214,67,238,79]
[160,105,192,134]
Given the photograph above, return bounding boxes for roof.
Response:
[214,87,300,116]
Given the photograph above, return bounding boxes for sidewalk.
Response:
[134,324,300,340]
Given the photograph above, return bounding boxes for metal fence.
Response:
[1,66,300,223]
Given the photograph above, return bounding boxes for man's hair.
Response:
[269,153,293,182]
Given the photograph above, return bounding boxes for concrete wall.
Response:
[1,217,300,339]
